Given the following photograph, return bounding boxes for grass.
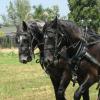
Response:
[0,51,98,100]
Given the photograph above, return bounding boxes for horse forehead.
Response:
[19,35,26,41]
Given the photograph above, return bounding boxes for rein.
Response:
[87,40,100,46]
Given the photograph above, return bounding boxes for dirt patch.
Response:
[0,48,39,54]
[0,48,18,53]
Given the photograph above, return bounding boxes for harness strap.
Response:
[73,41,85,58]
[84,52,100,67]
[87,40,100,46]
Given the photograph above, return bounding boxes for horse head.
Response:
[16,21,43,63]
[43,17,66,66]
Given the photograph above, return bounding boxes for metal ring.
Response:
[36,59,40,63]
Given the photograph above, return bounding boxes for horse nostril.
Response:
[44,57,53,66]
[27,56,32,62]
[47,59,50,63]
[47,59,53,64]
[46,58,53,65]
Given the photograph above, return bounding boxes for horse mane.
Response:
[58,20,100,44]
[43,18,100,45]
[27,21,44,41]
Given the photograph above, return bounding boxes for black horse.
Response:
[43,17,100,100]
[43,18,92,100]
[16,21,43,64]
[16,21,72,100]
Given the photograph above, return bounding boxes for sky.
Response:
[0,0,70,23]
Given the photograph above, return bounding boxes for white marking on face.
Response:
[44,34,48,39]
[19,35,25,43]
[20,36,23,41]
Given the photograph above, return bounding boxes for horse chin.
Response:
[27,56,32,62]
[20,58,32,64]
[27,59,32,62]
[20,60,28,64]
[20,55,29,64]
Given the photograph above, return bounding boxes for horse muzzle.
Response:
[20,55,32,64]
[44,57,53,66]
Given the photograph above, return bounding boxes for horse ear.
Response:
[22,21,27,31]
[52,16,58,28]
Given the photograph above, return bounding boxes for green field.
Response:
[0,51,98,100]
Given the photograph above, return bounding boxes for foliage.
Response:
[7,0,31,26]
[2,1,60,26]
[7,1,18,26]
[33,5,59,21]
[1,15,10,26]
[15,0,31,21]
[0,31,5,37]
[32,5,44,21]
[68,0,100,32]
[44,5,59,21]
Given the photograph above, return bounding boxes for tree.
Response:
[68,0,100,32]
[33,5,44,21]
[15,0,31,21]
[33,5,59,21]
[7,1,17,26]
[44,5,60,21]
[0,31,5,37]
[1,15,10,26]
[7,0,31,26]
